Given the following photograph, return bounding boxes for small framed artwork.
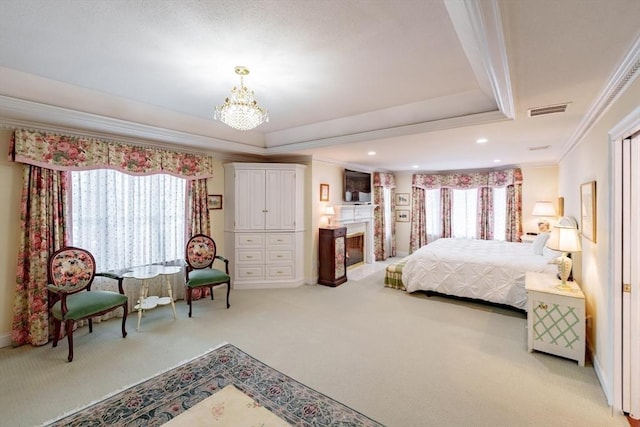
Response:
[208,194,223,210]
[396,209,410,222]
[396,193,410,206]
[320,183,330,202]
[580,181,596,242]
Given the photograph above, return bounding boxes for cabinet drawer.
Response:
[266,233,293,246]
[266,265,293,279]
[236,266,264,280]
[236,234,265,247]
[267,250,293,263]
[236,249,264,264]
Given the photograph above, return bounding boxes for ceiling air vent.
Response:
[529,145,551,151]
[527,103,569,117]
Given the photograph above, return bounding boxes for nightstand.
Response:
[525,272,586,366]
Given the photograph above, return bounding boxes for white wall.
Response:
[558,76,640,404]
[521,165,559,233]
[0,129,23,347]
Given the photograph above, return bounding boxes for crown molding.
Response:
[0,95,267,157]
[560,35,640,161]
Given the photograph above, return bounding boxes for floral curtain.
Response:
[477,187,494,240]
[440,188,452,238]
[409,187,426,253]
[9,129,216,347]
[186,178,212,300]
[11,165,68,347]
[373,172,396,261]
[505,184,523,242]
[410,168,522,248]
[9,129,214,179]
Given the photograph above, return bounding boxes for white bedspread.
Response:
[401,238,558,310]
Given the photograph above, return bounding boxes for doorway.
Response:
[612,110,639,420]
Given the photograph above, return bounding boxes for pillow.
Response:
[543,245,563,259]
[532,233,549,255]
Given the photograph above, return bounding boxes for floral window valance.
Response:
[412,168,522,189]
[8,129,214,180]
[373,172,396,189]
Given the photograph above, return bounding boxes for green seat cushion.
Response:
[51,290,128,321]
[187,268,230,288]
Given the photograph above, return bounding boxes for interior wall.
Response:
[0,129,23,347]
[558,76,640,405]
[394,172,413,257]
[521,165,560,233]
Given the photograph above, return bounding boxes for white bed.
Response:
[401,237,559,310]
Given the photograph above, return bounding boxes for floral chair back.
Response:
[185,234,217,270]
[48,247,96,293]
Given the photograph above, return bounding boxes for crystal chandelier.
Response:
[214,66,269,131]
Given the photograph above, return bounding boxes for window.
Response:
[452,189,477,239]
[70,169,187,272]
[493,187,506,241]
[425,189,441,242]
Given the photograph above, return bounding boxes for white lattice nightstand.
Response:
[525,272,586,366]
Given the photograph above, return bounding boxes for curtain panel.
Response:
[412,168,522,189]
[12,166,68,347]
[9,129,214,179]
[373,172,396,260]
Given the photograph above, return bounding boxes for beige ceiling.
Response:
[0,0,639,172]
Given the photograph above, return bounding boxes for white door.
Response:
[265,169,296,230]
[613,115,640,419]
[622,131,640,418]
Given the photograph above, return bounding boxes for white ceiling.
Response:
[0,0,639,172]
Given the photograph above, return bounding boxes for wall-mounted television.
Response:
[344,169,372,203]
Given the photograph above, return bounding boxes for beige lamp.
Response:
[325,205,336,226]
[532,201,557,233]
[545,224,582,290]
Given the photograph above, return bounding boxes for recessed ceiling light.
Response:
[368,151,376,156]
[476,138,488,144]
[493,159,501,163]
[412,165,419,169]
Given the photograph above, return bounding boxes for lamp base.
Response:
[556,253,573,291]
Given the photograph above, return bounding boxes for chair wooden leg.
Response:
[52,319,61,348]
[210,286,214,300]
[187,287,193,318]
[65,320,74,362]
[121,303,128,338]
[88,318,93,333]
[225,282,231,309]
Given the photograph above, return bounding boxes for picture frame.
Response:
[395,209,410,222]
[580,181,596,243]
[396,193,410,206]
[208,194,223,210]
[320,183,330,202]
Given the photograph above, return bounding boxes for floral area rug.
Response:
[43,343,384,426]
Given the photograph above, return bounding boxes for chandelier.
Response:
[214,66,269,131]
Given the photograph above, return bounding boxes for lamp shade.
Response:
[325,206,335,216]
[546,225,582,253]
[532,201,557,217]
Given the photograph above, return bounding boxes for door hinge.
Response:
[623,283,631,293]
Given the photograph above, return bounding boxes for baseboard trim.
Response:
[232,279,305,290]
[0,333,12,348]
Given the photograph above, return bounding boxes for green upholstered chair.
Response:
[185,234,231,317]
[47,247,128,362]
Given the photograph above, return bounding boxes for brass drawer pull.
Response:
[537,303,548,310]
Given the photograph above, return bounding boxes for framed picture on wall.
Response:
[208,194,223,210]
[396,209,410,222]
[396,193,410,206]
[580,181,596,242]
[320,183,330,201]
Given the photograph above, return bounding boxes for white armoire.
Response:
[224,163,306,289]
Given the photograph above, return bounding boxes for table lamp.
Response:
[545,224,582,290]
[325,205,336,226]
[532,201,557,233]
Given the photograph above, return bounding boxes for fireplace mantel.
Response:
[333,205,376,265]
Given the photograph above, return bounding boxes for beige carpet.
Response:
[0,261,628,427]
